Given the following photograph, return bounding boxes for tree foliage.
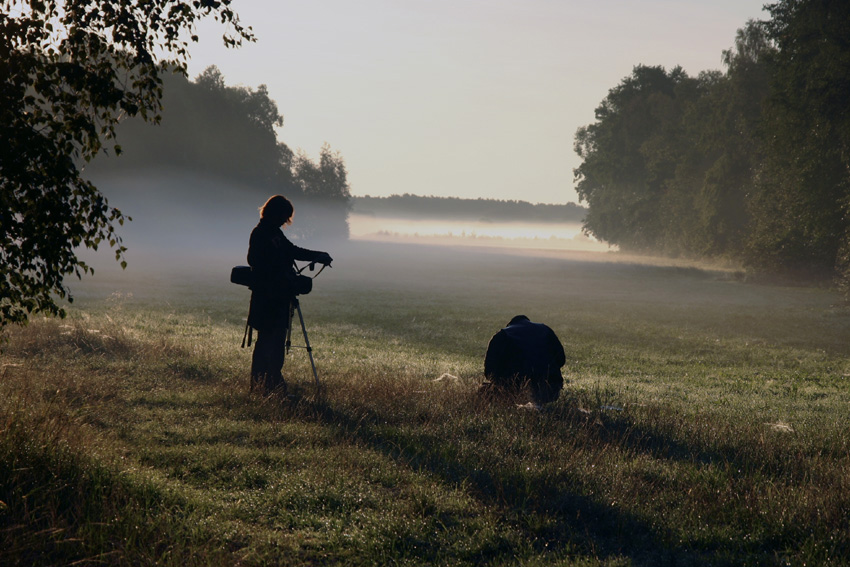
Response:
[748,0,850,278]
[574,0,850,284]
[1,0,252,328]
[574,65,696,251]
[93,66,294,190]
[293,144,351,202]
[89,66,353,240]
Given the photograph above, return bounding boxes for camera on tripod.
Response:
[230,263,318,295]
[231,261,328,388]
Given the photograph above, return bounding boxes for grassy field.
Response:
[2,241,849,566]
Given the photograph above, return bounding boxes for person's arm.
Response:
[485,331,514,380]
[549,329,566,368]
[289,241,332,265]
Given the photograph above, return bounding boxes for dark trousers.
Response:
[485,372,563,405]
[530,372,564,405]
[251,317,289,395]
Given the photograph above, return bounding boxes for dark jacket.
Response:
[246,218,325,331]
[484,317,566,393]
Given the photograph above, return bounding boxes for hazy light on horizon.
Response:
[348,214,612,252]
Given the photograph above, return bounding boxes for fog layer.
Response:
[349,214,611,252]
[72,170,758,324]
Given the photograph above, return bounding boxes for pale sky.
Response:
[186,0,769,205]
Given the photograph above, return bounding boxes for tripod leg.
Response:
[293,300,320,388]
[285,300,294,355]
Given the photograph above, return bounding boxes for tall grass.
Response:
[2,244,849,565]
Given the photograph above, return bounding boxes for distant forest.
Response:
[89,66,351,240]
[352,195,586,223]
[574,0,849,286]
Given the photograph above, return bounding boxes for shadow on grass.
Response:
[117,380,841,565]
[280,381,847,566]
[286,393,689,566]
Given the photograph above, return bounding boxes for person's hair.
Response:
[508,315,530,325]
[260,195,294,226]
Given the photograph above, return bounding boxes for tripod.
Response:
[285,297,320,388]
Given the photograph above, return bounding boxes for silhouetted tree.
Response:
[290,144,352,240]
[293,143,351,202]
[747,0,850,279]
[667,21,773,257]
[574,3,850,285]
[94,66,297,191]
[0,0,252,329]
[574,65,694,251]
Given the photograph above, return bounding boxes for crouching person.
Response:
[483,315,566,405]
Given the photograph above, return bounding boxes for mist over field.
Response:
[77,168,617,303]
[80,169,347,269]
[71,171,780,331]
[72,167,778,336]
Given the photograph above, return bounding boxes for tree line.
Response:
[89,65,352,240]
[353,194,586,223]
[574,0,849,285]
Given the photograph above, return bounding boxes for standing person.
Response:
[484,315,566,405]
[247,195,332,395]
